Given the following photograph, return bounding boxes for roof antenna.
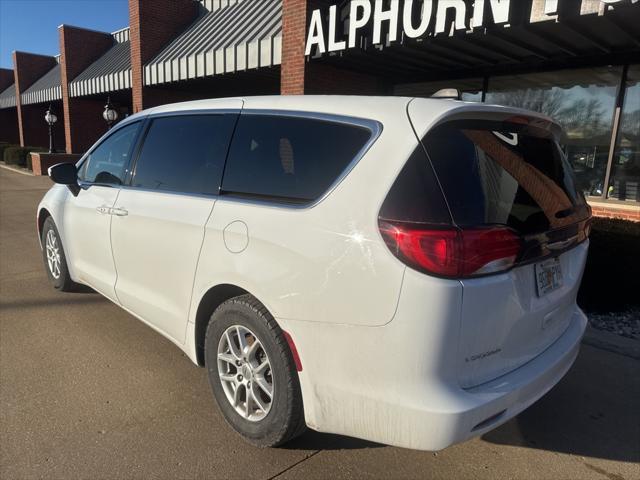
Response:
[431,88,461,100]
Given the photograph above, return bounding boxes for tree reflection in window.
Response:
[486,66,621,199]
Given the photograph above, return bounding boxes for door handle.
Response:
[111,207,129,217]
[96,205,110,215]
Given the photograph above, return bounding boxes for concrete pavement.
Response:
[1,166,638,479]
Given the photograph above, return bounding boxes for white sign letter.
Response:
[305,9,326,56]
[530,0,557,22]
[373,0,400,45]
[544,0,559,14]
[581,0,635,16]
[403,0,433,39]
[472,0,511,28]
[435,0,468,35]
[348,0,372,49]
[328,5,347,52]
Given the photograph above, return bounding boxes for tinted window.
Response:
[79,122,139,185]
[132,114,237,195]
[222,115,372,202]
[485,66,621,199]
[422,120,590,234]
[379,145,451,225]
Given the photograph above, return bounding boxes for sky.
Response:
[0,0,129,69]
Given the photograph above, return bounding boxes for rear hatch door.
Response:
[409,101,591,388]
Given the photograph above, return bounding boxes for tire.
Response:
[41,217,77,291]
[204,294,306,447]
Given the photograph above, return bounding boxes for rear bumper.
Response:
[439,307,586,448]
[281,270,587,451]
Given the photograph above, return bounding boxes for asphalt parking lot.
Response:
[1,166,638,480]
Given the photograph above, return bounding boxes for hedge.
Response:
[577,217,640,312]
[3,146,48,168]
[0,143,17,162]
[3,146,25,165]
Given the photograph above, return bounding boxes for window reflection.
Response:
[608,65,640,203]
[79,123,139,185]
[485,66,621,199]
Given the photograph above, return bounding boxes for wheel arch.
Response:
[194,283,250,366]
[37,207,52,247]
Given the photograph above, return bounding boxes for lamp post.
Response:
[44,104,57,154]
[103,97,118,130]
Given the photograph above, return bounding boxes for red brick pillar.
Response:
[280,0,386,95]
[0,68,20,144]
[12,52,57,147]
[129,0,199,112]
[281,0,308,95]
[59,25,114,153]
[0,68,13,91]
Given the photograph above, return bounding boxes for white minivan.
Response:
[37,96,591,450]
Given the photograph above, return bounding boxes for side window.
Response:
[131,114,237,195]
[379,145,451,225]
[78,122,140,185]
[222,115,373,202]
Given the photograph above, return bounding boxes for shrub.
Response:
[2,146,47,168]
[0,143,18,161]
[3,146,26,166]
[578,217,640,312]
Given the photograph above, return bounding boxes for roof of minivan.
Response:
[133,95,418,120]
[125,95,560,133]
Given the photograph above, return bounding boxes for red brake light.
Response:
[379,224,460,277]
[460,228,522,275]
[379,221,522,278]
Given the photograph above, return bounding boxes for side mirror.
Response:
[48,162,80,196]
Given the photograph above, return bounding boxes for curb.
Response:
[582,325,640,360]
[0,163,34,176]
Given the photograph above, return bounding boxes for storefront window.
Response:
[486,66,622,198]
[394,78,483,102]
[608,65,640,203]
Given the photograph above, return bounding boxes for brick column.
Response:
[0,68,20,144]
[129,0,199,112]
[59,25,114,153]
[280,0,387,95]
[0,68,13,91]
[12,52,57,147]
[281,0,308,95]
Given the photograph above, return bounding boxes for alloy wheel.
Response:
[45,229,61,279]
[217,325,274,422]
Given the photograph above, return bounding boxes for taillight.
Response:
[379,221,522,278]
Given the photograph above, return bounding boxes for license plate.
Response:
[535,258,563,297]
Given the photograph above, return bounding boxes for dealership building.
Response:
[0,0,638,219]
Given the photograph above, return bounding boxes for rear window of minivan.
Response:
[221,114,373,203]
[422,120,590,234]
